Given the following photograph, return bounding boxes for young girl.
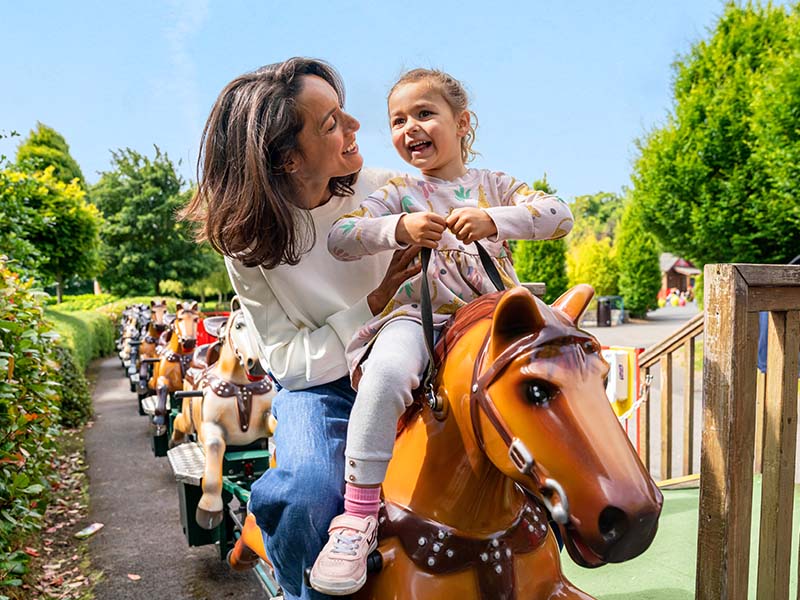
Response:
[310,68,574,595]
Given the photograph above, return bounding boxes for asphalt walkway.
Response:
[85,357,263,599]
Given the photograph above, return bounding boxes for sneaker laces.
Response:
[330,530,363,556]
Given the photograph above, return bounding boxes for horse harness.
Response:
[162,350,194,379]
[204,373,273,433]
[379,497,549,600]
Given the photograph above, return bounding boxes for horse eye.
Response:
[582,340,597,354]
[525,380,556,406]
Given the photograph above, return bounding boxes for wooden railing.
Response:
[696,264,800,599]
[637,312,704,481]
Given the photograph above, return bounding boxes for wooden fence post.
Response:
[695,264,759,599]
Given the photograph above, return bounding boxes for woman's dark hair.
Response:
[181,57,357,268]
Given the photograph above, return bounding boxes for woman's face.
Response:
[293,75,362,203]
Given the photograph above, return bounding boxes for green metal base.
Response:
[177,480,234,555]
[152,432,169,457]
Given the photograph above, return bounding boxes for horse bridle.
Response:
[420,243,570,525]
[468,330,570,525]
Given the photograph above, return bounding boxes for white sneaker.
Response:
[309,514,378,595]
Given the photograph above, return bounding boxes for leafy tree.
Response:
[0,170,41,276]
[632,3,800,267]
[0,168,102,298]
[616,199,662,317]
[569,191,624,241]
[15,123,85,187]
[512,176,568,303]
[92,148,213,295]
[186,250,233,308]
[566,235,619,297]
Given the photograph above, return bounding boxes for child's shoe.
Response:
[309,513,379,595]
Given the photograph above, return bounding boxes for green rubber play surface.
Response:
[561,477,800,599]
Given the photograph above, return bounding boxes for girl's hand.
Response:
[396,212,447,248]
[446,208,498,244]
[367,246,422,315]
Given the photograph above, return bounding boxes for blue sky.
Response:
[1,1,739,200]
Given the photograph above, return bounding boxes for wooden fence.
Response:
[637,312,704,481]
[696,264,800,599]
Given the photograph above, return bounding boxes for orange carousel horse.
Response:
[230,285,663,599]
[149,301,200,435]
[136,299,170,399]
[172,298,275,530]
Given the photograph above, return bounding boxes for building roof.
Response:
[659,253,700,275]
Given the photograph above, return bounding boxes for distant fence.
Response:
[696,264,800,599]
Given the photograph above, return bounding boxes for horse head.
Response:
[223,296,266,379]
[173,301,200,352]
[459,285,662,567]
[149,299,169,333]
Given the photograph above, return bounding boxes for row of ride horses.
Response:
[115,298,275,530]
[113,286,664,600]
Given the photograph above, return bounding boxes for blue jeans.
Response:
[248,376,355,600]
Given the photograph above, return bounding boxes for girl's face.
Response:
[388,81,470,181]
[293,75,362,206]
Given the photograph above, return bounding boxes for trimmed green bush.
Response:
[616,201,662,318]
[46,310,115,372]
[50,293,119,311]
[513,239,569,304]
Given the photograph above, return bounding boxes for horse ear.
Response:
[231,295,241,313]
[150,300,156,308]
[190,301,199,312]
[488,287,545,360]
[552,284,595,325]
[203,316,227,339]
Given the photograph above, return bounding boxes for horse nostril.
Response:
[598,506,628,545]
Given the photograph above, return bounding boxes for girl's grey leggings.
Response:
[344,318,428,485]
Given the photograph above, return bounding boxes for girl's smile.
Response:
[388,81,470,181]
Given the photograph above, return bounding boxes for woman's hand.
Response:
[396,212,447,248]
[367,246,422,315]
[446,208,497,244]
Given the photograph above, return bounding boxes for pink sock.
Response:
[343,483,381,520]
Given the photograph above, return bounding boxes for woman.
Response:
[182,57,413,599]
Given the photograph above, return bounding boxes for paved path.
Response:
[584,303,701,349]
[85,357,263,599]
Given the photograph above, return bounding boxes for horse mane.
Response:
[397,292,504,436]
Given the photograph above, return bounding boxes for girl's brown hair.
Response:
[181,57,356,269]
[388,68,479,164]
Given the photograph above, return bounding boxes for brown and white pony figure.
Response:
[172,297,275,530]
[149,301,200,435]
[230,286,662,599]
[136,299,170,397]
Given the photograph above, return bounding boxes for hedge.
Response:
[47,293,119,311]
[0,263,61,588]
[45,310,115,372]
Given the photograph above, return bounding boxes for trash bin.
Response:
[597,296,612,327]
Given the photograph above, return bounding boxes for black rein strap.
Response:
[420,241,504,402]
